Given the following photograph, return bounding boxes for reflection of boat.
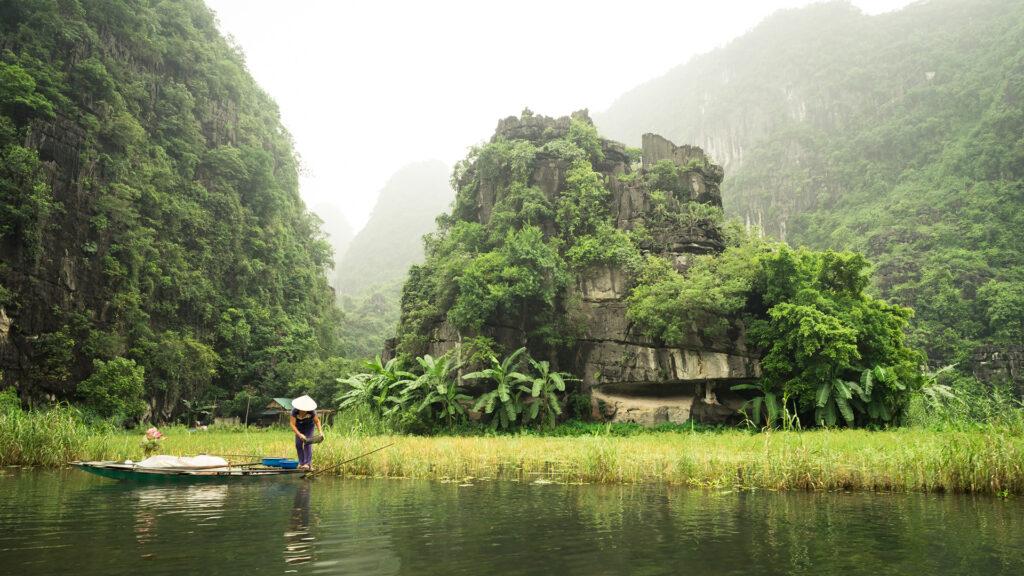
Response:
[72,461,308,482]
[134,484,230,507]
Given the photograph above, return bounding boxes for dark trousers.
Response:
[295,434,313,465]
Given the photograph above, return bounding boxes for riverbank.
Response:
[3,408,1022,494]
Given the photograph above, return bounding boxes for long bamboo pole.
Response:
[306,443,395,478]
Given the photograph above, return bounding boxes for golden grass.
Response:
[47,425,1024,495]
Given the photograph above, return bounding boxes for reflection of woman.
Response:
[289,395,323,470]
[285,482,314,565]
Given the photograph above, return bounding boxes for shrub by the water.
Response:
[907,370,1024,434]
[336,347,576,433]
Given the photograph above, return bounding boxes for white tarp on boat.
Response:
[136,455,229,469]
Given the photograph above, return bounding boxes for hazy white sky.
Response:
[204,0,914,233]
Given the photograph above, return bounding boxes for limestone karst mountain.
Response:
[390,112,759,424]
[333,161,453,360]
[0,0,338,415]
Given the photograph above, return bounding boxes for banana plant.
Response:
[399,353,451,413]
[419,378,473,428]
[335,373,377,411]
[731,381,786,429]
[814,378,858,427]
[465,347,530,430]
[335,356,414,415]
[181,399,216,427]
[920,364,960,410]
[816,366,905,426]
[518,358,575,430]
[405,353,472,427]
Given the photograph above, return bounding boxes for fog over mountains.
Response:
[333,160,453,296]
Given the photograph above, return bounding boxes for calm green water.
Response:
[1,469,1021,576]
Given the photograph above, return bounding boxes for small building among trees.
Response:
[256,398,334,427]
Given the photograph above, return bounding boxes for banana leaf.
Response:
[835,393,855,425]
[765,392,780,424]
[816,381,832,408]
[861,369,873,396]
[846,381,870,403]
[504,400,516,421]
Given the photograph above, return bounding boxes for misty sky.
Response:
[204,0,914,234]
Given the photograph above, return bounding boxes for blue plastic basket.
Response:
[261,457,299,469]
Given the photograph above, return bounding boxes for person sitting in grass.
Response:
[289,395,324,470]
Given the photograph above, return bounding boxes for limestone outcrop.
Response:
[392,111,760,424]
[971,346,1024,397]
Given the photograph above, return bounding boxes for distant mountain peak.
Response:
[335,161,453,295]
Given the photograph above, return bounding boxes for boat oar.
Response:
[306,443,395,478]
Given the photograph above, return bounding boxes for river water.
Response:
[0,469,1021,575]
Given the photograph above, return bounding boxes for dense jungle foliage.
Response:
[597,0,1024,378]
[2,0,1004,431]
[0,0,341,422]
[335,347,578,433]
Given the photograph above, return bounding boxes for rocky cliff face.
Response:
[595,1,1021,241]
[394,112,759,424]
[0,113,101,398]
[595,0,1024,381]
[971,346,1024,397]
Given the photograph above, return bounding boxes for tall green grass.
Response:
[0,405,92,466]
[906,378,1024,433]
[3,407,1022,495]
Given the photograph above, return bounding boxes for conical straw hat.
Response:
[292,395,317,411]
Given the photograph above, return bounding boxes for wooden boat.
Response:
[72,460,308,482]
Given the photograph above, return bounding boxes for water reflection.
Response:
[0,471,1021,576]
[131,484,230,547]
[284,482,316,565]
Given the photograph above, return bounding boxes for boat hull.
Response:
[72,461,308,483]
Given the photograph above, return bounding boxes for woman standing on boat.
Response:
[290,395,323,470]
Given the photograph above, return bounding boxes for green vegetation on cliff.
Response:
[396,114,623,358]
[0,0,340,420]
[597,0,1024,379]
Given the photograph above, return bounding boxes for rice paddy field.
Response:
[2,407,1022,495]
